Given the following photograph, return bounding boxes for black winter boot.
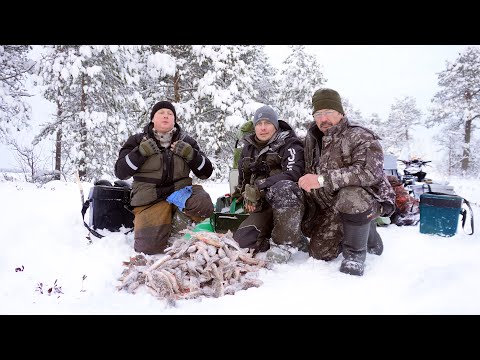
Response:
[171,209,193,236]
[271,207,306,251]
[297,234,310,253]
[367,220,383,255]
[267,180,307,253]
[339,212,371,276]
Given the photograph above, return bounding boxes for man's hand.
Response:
[171,140,194,161]
[243,184,261,213]
[139,138,160,157]
[230,186,244,203]
[298,174,324,193]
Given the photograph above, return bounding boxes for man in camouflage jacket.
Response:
[298,89,395,276]
[232,105,307,261]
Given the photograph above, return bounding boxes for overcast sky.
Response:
[264,45,473,120]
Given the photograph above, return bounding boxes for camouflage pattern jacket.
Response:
[304,117,395,214]
[115,122,213,207]
[235,120,305,195]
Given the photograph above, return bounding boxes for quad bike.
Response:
[398,159,432,186]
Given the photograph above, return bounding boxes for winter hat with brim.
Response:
[312,88,344,115]
[150,101,177,122]
[253,105,279,129]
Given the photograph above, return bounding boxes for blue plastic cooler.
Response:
[419,193,463,237]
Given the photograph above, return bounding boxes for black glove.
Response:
[243,184,262,209]
[173,140,194,161]
[139,138,160,157]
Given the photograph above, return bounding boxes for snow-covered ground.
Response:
[0,176,478,314]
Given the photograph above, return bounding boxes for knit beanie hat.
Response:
[312,88,345,115]
[253,105,279,129]
[150,101,177,121]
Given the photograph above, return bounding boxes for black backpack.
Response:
[81,180,134,238]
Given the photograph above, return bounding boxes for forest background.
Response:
[1,45,479,184]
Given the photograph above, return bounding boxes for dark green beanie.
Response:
[312,88,345,115]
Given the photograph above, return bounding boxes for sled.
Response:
[211,196,249,233]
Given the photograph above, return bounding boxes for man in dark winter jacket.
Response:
[232,105,307,263]
[298,89,396,276]
[115,100,214,255]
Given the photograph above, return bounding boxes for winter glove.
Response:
[173,140,194,161]
[243,184,262,211]
[166,186,193,212]
[230,185,244,203]
[139,138,160,157]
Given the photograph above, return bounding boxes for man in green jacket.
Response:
[298,89,395,276]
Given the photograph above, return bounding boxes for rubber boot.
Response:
[367,220,383,255]
[171,209,192,236]
[271,207,307,251]
[265,244,292,264]
[297,234,310,253]
[339,218,370,276]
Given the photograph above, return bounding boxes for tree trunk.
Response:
[173,71,180,104]
[78,74,87,180]
[461,117,472,173]
[54,104,62,180]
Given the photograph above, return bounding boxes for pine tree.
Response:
[428,46,480,176]
[33,45,144,181]
[244,46,279,105]
[342,97,365,126]
[432,123,464,176]
[136,45,262,181]
[367,113,385,138]
[384,96,422,158]
[187,45,259,179]
[0,45,33,142]
[275,45,327,134]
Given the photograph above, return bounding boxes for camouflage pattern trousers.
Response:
[302,186,384,261]
[132,185,213,255]
[233,180,305,253]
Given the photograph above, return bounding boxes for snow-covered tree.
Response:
[432,121,466,176]
[187,45,259,179]
[384,96,422,157]
[366,112,385,137]
[135,45,263,180]
[33,45,145,181]
[0,45,33,142]
[275,45,327,134]
[342,97,365,125]
[244,46,279,105]
[136,45,178,118]
[427,46,480,176]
